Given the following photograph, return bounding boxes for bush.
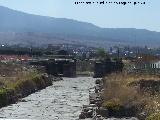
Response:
[0,89,8,107]
[15,79,37,97]
[32,75,46,89]
[0,73,53,108]
[102,100,125,117]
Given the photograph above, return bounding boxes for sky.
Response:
[0,0,159,32]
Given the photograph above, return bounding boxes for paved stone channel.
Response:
[0,77,138,120]
[0,77,96,120]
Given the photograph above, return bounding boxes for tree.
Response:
[57,50,69,55]
[96,48,109,59]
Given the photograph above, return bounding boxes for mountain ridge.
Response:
[0,6,160,47]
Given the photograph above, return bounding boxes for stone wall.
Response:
[94,59,124,78]
[30,59,76,77]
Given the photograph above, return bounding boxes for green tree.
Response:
[96,48,109,59]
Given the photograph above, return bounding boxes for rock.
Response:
[96,115,104,120]
[98,107,108,117]
[86,109,93,118]
[80,78,105,119]
[20,99,27,102]
[53,77,63,81]
[95,79,102,84]
[79,112,86,119]
[138,112,147,120]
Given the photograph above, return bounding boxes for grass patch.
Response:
[103,72,160,118]
[146,113,160,120]
[0,73,52,108]
[0,88,8,107]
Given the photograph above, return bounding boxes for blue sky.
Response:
[0,0,159,32]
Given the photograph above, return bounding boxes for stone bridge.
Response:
[94,58,124,78]
[30,58,76,77]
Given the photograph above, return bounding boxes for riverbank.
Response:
[79,73,160,120]
[79,78,107,119]
[0,73,62,108]
[102,73,160,120]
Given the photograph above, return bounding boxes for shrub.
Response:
[0,72,53,108]
[32,75,46,89]
[102,100,125,117]
[0,89,8,107]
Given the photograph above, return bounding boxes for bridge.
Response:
[94,58,124,78]
[30,58,76,77]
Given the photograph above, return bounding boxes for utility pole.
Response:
[117,46,120,60]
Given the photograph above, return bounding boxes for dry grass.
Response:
[103,73,141,105]
[103,72,160,115]
[0,62,39,89]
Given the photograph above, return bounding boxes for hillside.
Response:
[0,6,160,47]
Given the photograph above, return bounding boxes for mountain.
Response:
[0,6,160,47]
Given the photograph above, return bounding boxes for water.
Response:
[0,77,96,120]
